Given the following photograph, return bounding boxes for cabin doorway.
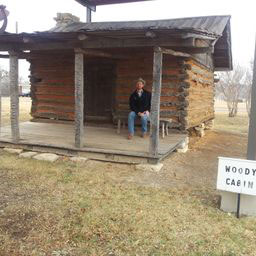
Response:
[84,59,116,123]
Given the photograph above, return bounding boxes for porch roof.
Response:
[0,15,232,70]
[49,15,230,37]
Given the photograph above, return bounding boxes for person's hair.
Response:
[136,77,146,86]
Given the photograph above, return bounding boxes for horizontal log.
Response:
[32,99,74,106]
[35,88,74,96]
[162,74,189,81]
[189,65,213,79]
[34,94,74,100]
[36,79,74,85]
[32,112,74,121]
[185,59,213,72]
[162,69,187,76]
[186,76,213,86]
[161,81,190,89]
[161,47,191,58]
[187,115,215,128]
[116,75,153,81]
[160,100,189,108]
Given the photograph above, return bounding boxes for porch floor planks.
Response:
[0,122,186,162]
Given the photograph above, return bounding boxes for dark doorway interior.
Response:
[84,59,116,123]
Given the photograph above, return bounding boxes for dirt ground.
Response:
[0,130,250,256]
[115,130,248,190]
[0,97,252,255]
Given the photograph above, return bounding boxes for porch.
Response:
[0,122,187,163]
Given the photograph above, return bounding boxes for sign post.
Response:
[217,157,256,218]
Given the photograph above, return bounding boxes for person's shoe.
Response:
[127,134,133,140]
[142,132,147,138]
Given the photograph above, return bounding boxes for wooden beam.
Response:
[74,49,84,148]
[160,47,191,58]
[78,48,130,59]
[9,51,20,143]
[0,54,9,58]
[0,53,27,59]
[0,37,199,51]
[149,47,163,157]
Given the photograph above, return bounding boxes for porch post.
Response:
[149,47,163,157]
[9,51,20,143]
[74,49,84,148]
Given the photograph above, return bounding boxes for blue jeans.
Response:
[128,111,149,135]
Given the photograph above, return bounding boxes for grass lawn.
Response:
[1,151,256,256]
[0,98,255,255]
[214,114,249,135]
[1,97,32,126]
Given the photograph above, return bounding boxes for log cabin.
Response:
[0,7,232,163]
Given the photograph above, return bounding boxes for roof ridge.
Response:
[74,15,231,25]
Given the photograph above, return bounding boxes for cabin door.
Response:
[84,60,116,122]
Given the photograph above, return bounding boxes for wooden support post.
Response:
[74,50,84,148]
[161,122,165,139]
[149,47,163,157]
[9,51,20,143]
[117,119,121,134]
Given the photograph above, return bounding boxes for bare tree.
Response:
[244,61,253,117]
[216,65,245,117]
[0,66,9,96]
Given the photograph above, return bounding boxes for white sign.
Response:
[217,157,256,196]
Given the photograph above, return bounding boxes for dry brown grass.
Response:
[1,97,31,126]
[0,149,256,256]
[0,98,254,255]
[214,114,249,135]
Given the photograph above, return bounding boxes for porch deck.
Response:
[0,122,187,163]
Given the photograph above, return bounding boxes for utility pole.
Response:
[86,7,91,23]
[15,21,18,33]
[247,38,256,161]
[235,38,256,218]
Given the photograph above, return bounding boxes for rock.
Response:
[195,127,205,137]
[205,120,214,130]
[70,156,88,163]
[176,137,189,153]
[33,153,59,162]
[136,163,163,172]
[3,148,23,154]
[176,145,189,153]
[19,151,38,159]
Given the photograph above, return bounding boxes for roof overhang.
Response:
[0,16,233,71]
[213,19,233,71]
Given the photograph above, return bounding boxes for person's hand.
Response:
[138,112,143,117]
[144,111,150,116]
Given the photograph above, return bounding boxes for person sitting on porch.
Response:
[128,78,151,140]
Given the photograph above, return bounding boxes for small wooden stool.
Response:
[159,118,172,138]
[117,118,126,134]
[116,115,172,138]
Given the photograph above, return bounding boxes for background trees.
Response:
[0,66,9,96]
[216,65,245,117]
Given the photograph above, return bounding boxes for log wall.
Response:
[183,59,215,129]
[29,51,75,121]
[114,51,188,128]
[28,49,215,130]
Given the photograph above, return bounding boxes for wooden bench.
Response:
[114,114,172,139]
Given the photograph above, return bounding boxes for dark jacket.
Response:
[129,89,151,114]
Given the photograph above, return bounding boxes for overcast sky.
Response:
[0,0,255,79]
